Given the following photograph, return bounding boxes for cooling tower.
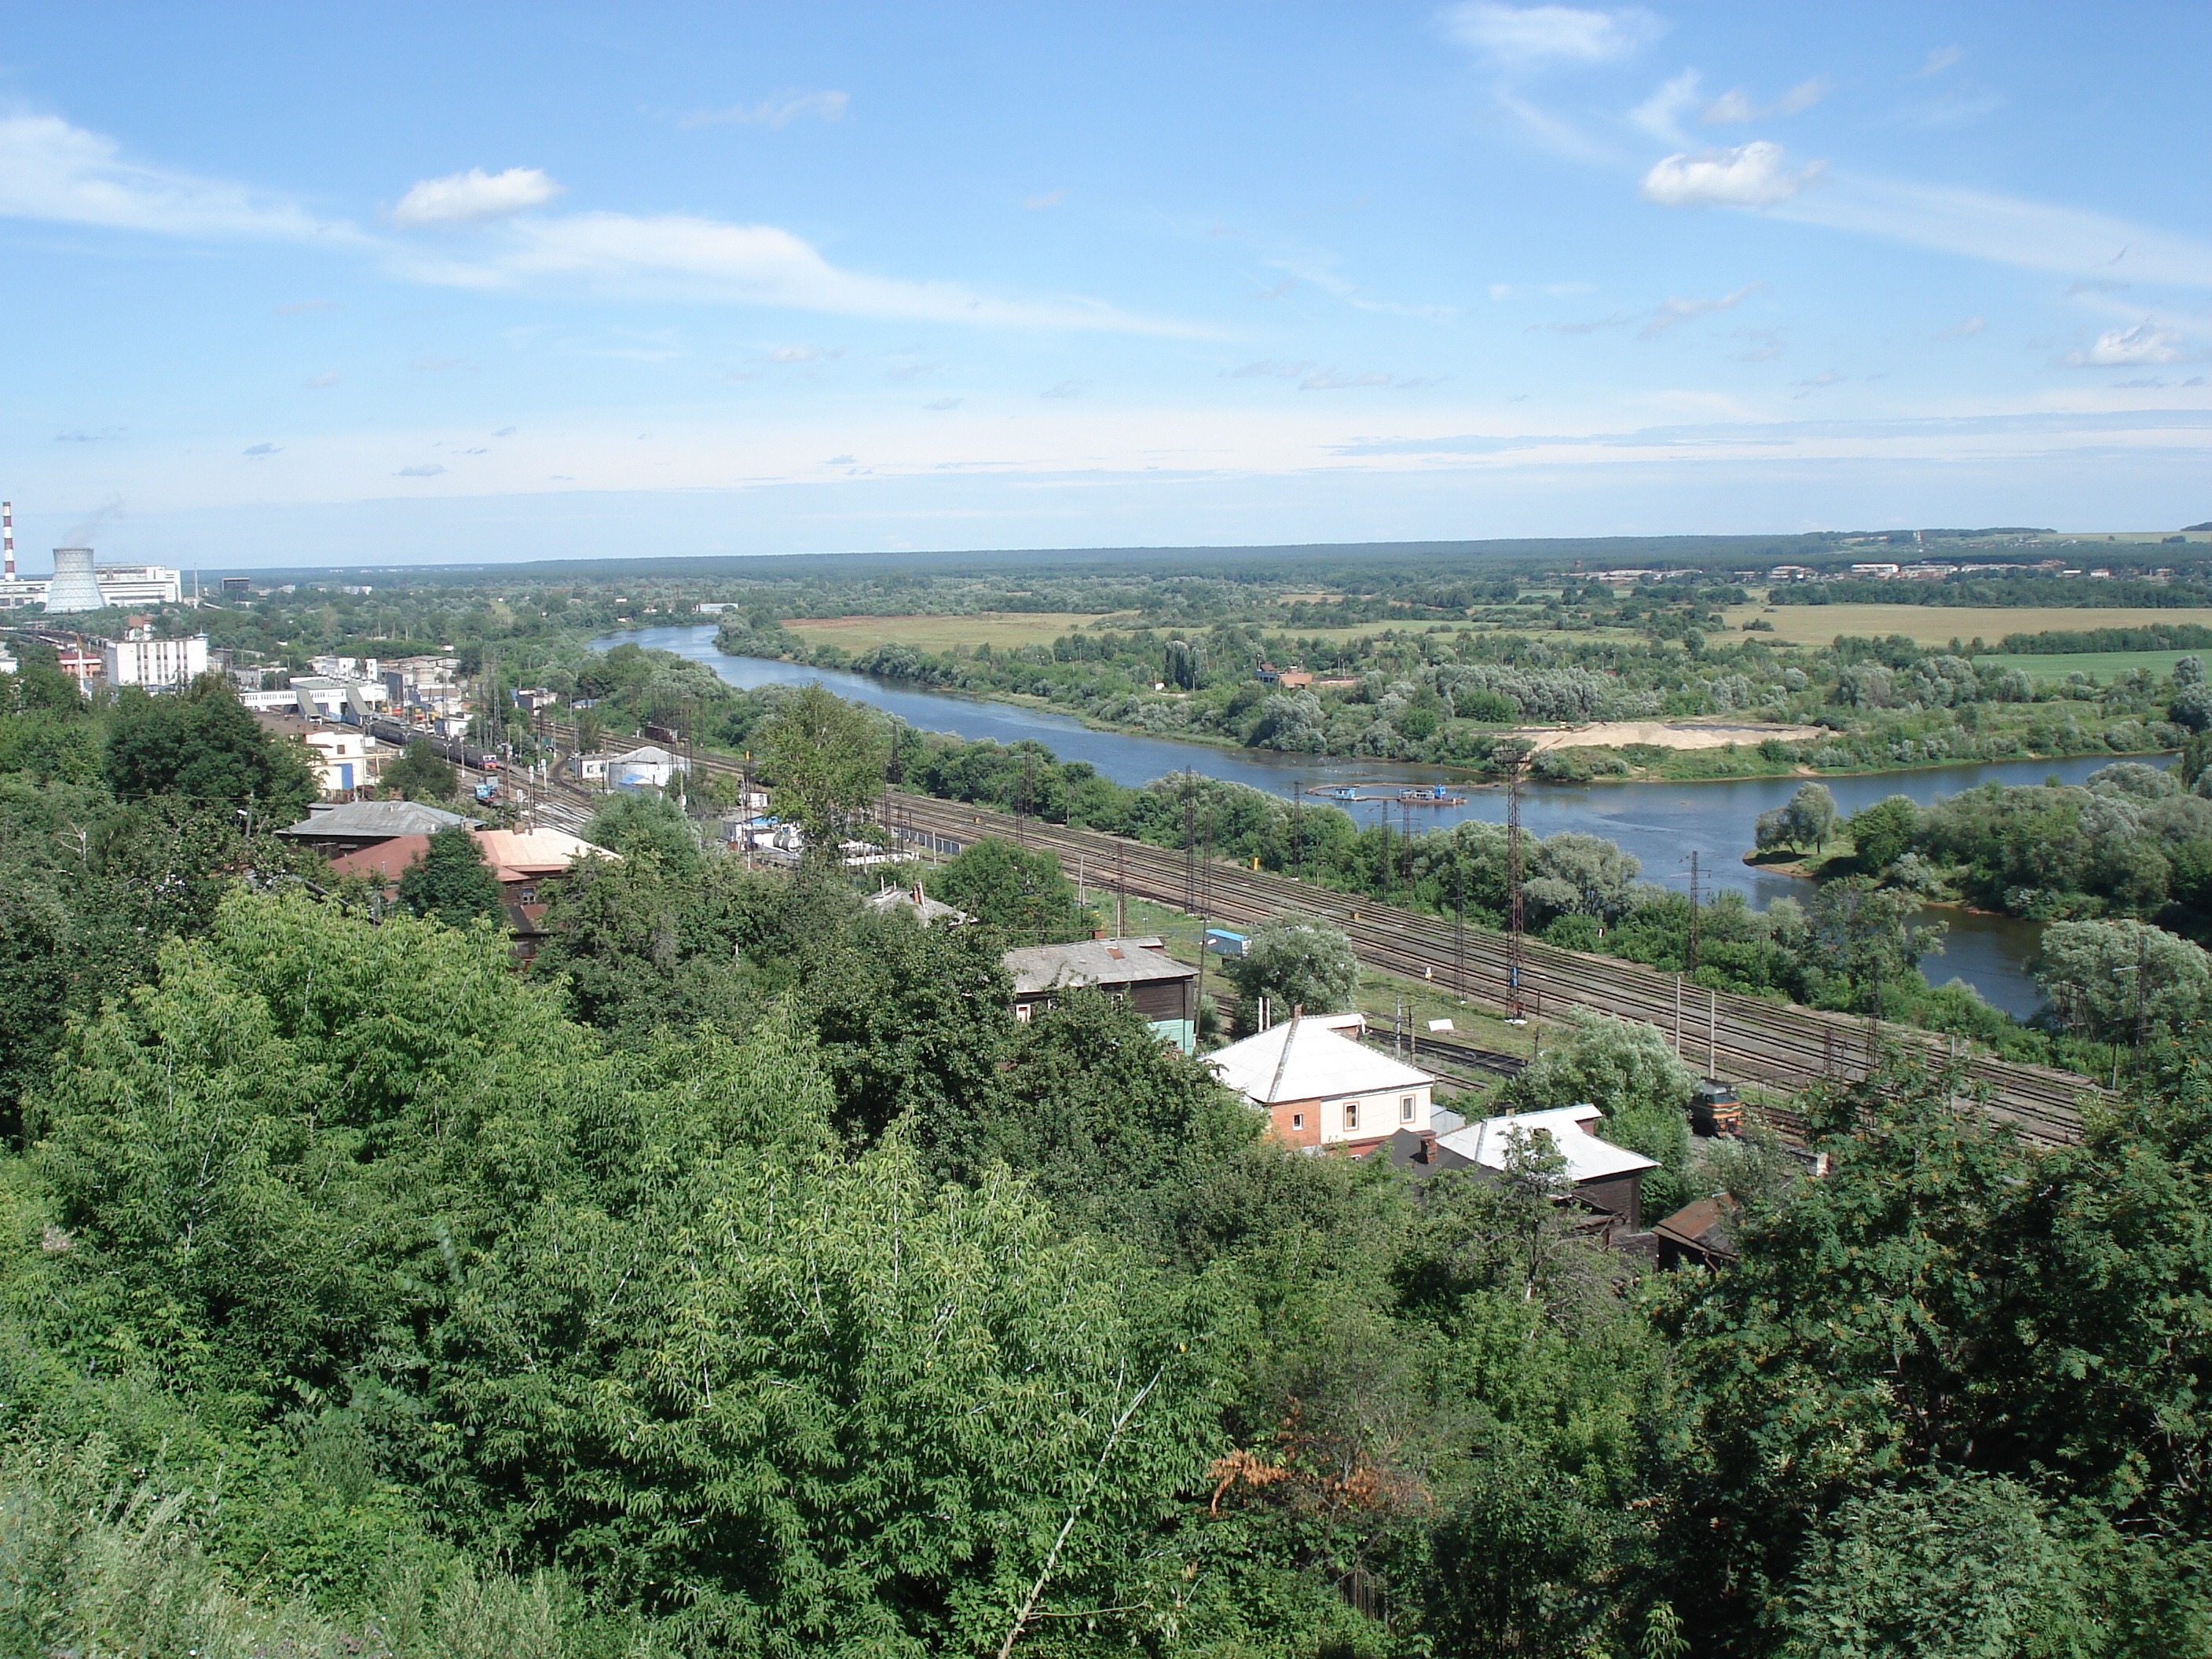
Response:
[44,547,104,613]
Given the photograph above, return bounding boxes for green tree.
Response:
[582,789,700,874]
[1220,914,1359,1031]
[1845,793,1919,869]
[102,676,317,821]
[1776,1478,2097,1659]
[382,738,456,802]
[2037,917,2212,1042]
[755,681,884,855]
[397,826,504,927]
[927,837,1097,939]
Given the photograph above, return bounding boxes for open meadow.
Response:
[782,611,1108,652]
[1724,601,2212,648]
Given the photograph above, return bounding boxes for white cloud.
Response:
[679,90,848,130]
[1936,315,1985,340]
[305,371,340,389]
[1915,46,1963,77]
[1040,380,1088,398]
[925,397,962,411]
[1300,368,1393,390]
[766,345,841,363]
[391,167,562,227]
[0,112,350,240]
[1702,77,1828,123]
[395,463,445,477]
[1630,71,1701,145]
[1441,2,1664,67]
[1023,188,1068,210]
[1641,282,1762,336]
[407,211,1203,332]
[243,442,280,457]
[1640,141,1826,208]
[2062,323,2204,368]
[1774,174,2212,287]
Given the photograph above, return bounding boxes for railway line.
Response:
[881,791,2101,1144]
[522,720,2098,1141]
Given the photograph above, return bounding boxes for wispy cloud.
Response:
[1629,71,1701,145]
[1641,141,1826,208]
[1936,315,1985,340]
[1914,46,1963,77]
[1225,360,1316,378]
[243,441,280,457]
[404,211,1208,332]
[1734,328,1783,361]
[1642,282,1763,336]
[925,397,961,410]
[2061,322,2206,368]
[1790,370,1845,397]
[305,371,340,389]
[395,463,445,477]
[1040,379,1089,398]
[764,344,842,364]
[885,360,942,382]
[273,298,340,315]
[1023,188,1068,210]
[1702,78,1828,124]
[1441,2,1665,68]
[393,167,562,227]
[679,90,848,130]
[0,112,355,241]
[1774,174,2212,287]
[1531,313,1630,335]
[1299,368,1393,390]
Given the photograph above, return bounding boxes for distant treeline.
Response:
[1998,624,2212,654]
[1774,574,2212,609]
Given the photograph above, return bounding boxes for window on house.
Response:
[1401,1095,1415,1121]
[1014,1003,1032,1024]
[1343,1101,1360,1130]
[1291,1113,1303,1130]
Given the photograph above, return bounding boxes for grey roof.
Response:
[1003,937,1194,995]
[280,799,479,838]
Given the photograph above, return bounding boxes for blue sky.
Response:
[2,2,2208,569]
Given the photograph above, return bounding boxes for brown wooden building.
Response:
[1002,936,1198,1053]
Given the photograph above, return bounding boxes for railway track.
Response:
[526,720,2098,1142]
[881,791,2100,1144]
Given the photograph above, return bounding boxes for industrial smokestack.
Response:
[45,547,104,613]
[3,502,13,579]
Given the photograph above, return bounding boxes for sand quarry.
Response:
[1518,719,1827,755]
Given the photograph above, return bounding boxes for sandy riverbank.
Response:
[1518,719,1829,755]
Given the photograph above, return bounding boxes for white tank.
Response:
[45,547,104,613]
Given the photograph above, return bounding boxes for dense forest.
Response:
[4,653,2212,1656]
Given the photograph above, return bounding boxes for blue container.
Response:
[1204,928,1249,957]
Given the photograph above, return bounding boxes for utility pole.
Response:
[1181,772,1198,912]
[1502,741,1529,1022]
[1454,865,1467,998]
[1292,778,1304,881]
[1685,850,1701,977]
[2133,918,2151,1097]
[1115,838,1126,937]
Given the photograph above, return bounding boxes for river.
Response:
[610,624,2141,1018]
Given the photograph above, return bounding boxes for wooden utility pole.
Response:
[1503,742,1529,1021]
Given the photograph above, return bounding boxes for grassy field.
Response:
[1972,649,2203,683]
[783,611,1107,652]
[1725,602,2212,648]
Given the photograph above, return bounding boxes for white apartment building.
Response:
[101,632,208,689]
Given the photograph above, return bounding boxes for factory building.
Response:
[101,632,209,689]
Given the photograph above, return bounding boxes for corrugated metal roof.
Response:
[1207,1016,1435,1104]
[280,800,478,837]
[1003,938,1196,995]
[1437,1105,1659,1182]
